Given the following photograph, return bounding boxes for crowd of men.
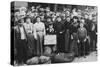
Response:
[12,5,97,65]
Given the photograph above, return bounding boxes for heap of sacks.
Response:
[26,46,52,65]
[26,56,51,65]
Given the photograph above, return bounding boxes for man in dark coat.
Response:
[70,16,79,56]
[77,22,88,58]
[54,17,65,53]
[64,17,71,52]
[14,19,28,64]
[85,15,97,52]
[88,20,97,52]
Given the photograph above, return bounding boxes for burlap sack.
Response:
[26,57,39,65]
[39,55,51,64]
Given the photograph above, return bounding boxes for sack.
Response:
[44,46,52,56]
[26,57,39,65]
[39,56,51,64]
[52,52,74,63]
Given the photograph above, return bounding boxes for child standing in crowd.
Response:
[77,21,88,58]
[46,17,55,34]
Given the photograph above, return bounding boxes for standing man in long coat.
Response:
[64,17,71,52]
[54,17,65,53]
[70,16,79,56]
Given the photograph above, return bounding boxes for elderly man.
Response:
[14,18,28,64]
